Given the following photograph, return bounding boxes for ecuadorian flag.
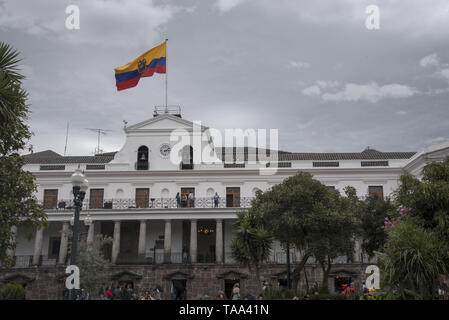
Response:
[114,42,166,91]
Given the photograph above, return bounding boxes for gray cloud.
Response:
[1,0,448,156]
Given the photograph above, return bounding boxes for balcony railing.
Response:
[0,255,58,268]
[39,197,254,211]
[1,253,378,269]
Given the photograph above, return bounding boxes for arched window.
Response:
[136,146,149,170]
[181,145,193,170]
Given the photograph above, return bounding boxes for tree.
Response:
[306,186,359,292]
[251,172,359,291]
[378,219,449,299]
[0,42,46,264]
[358,194,396,258]
[394,156,449,242]
[230,209,273,291]
[75,235,112,298]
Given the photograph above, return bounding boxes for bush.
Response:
[0,283,26,300]
[260,286,304,300]
[309,293,347,300]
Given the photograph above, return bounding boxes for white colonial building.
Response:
[2,107,449,299]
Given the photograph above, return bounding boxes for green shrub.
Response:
[260,286,304,300]
[309,293,347,300]
[0,283,26,300]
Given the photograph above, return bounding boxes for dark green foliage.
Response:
[230,210,273,290]
[393,156,449,241]
[0,282,26,300]
[359,194,396,258]
[378,220,449,299]
[0,42,46,264]
[309,293,347,300]
[260,286,304,300]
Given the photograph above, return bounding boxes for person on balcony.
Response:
[213,192,220,208]
[182,193,188,207]
[176,192,181,208]
[189,192,195,208]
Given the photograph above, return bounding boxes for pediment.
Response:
[163,270,194,280]
[1,273,35,285]
[125,114,208,133]
[329,268,360,276]
[111,270,143,281]
[216,270,248,279]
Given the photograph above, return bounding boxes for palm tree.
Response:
[230,210,273,291]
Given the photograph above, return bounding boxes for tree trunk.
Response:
[304,267,309,292]
[320,256,332,293]
[255,266,262,293]
[292,252,311,290]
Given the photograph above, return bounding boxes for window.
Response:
[48,237,60,259]
[361,161,389,167]
[136,146,149,170]
[86,164,105,170]
[226,187,240,208]
[40,165,65,170]
[181,146,194,170]
[136,188,150,208]
[313,162,339,167]
[43,189,58,209]
[368,186,383,199]
[224,163,245,168]
[89,189,104,209]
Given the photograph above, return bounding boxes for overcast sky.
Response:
[1,0,449,155]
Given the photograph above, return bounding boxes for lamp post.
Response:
[69,167,88,300]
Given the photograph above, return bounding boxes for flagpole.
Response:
[165,38,168,113]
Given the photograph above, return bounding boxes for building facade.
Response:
[1,107,449,299]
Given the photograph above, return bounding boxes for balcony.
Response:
[39,197,254,211]
[180,162,194,170]
[0,255,59,269]
[135,161,149,170]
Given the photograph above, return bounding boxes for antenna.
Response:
[64,122,69,156]
[85,128,112,155]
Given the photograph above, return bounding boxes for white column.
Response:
[164,219,172,262]
[190,219,197,263]
[58,222,70,265]
[112,221,121,264]
[138,220,147,256]
[33,227,44,265]
[6,225,18,259]
[354,237,362,263]
[87,221,95,244]
[216,219,223,263]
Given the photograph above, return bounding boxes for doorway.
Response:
[181,188,195,207]
[224,279,240,299]
[171,279,187,300]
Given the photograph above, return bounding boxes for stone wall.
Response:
[0,263,370,300]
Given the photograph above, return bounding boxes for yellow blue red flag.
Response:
[114,41,166,91]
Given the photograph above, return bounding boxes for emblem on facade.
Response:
[160,143,171,158]
[137,58,146,73]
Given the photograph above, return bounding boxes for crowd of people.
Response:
[97,283,165,300]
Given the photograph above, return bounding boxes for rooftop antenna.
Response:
[64,122,69,156]
[85,128,112,155]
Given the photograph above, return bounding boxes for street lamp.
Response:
[69,167,88,300]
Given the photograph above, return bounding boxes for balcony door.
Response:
[89,189,104,209]
[136,188,150,208]
[226,187,240,207]
[181,188,195,207]
[43,189,58,209]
